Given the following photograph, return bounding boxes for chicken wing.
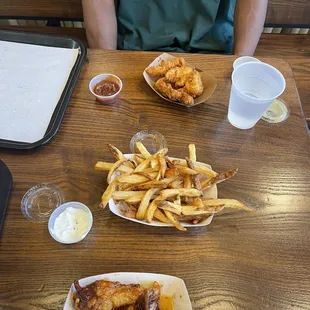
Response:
[73,280,161,310]
[74,280,144,310]
[146,57,186,77]
[155,77,194,105]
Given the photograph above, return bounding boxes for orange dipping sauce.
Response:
[160,295,174,310]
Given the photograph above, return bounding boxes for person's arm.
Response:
[82,0,117,49]
[233,0,268,56]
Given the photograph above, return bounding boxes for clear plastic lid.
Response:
[262,99,289,123]
[130,130,167,154]
[21,184,65,223]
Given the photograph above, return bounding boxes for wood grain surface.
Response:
[0,0,83,19]
[257,35,310,58]
[0,51,310,310]
[265,0,310,25]
[1,0,309,25]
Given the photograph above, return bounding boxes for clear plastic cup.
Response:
[89,73,122,104]
[233,56,261,70]
[228,62,286,129]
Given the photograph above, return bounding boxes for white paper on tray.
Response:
[109,154,218,228]
[143,53,217,107]
[64,272,192,310]
[0,40,78,143]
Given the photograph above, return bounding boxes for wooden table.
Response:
[0,51,310,310]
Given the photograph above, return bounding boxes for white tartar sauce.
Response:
[53,207,90,242]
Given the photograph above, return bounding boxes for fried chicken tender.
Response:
[180,70,204,98]
[165,66,204,98]
[155,77,194,105]
[165,66,194,88]
[146,57,186,77]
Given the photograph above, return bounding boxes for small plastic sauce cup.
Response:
[48,201,93,244]
[89,73,122,104]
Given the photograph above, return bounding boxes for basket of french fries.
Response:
[95,142,252,231]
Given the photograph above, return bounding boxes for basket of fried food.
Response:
[143,53,217,107]
[65,272,191,310]
[95,142,252,231]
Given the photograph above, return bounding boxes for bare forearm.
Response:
[82,0,117,49]
[234,0,268,56]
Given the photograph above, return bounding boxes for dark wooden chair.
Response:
[0,0,309,122]
[0,0,87,43]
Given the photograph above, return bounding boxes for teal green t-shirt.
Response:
[116,0,236,53]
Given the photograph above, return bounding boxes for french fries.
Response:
[117,174,150,184]
[112,191,146,201]
[135,141,151,158]
[136,188,159,220]
[158,154,167,179]
[100,180,117,209]
[154,209,170,223]
[164,210,187,231]
[157,201,182,215]
[108,143,125,160]
[95,161,113,171]
[189,144,196,162]
[107,158,130,183]
[96,142,252,231]
[135,171,157,181]
[135,154,145,164]
[202,198,252,211]
[95,161,133,174]
[174,165,199,175]
[186,157,202,191]
[146,197,162,223]
[160,188,202,199]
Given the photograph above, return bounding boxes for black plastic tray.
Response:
[0,160,12,236]
[0,29,87,150]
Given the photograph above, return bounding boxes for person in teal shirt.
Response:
[82,0,268,55]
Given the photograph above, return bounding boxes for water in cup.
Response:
[229,90,267,129]
[228,62,286,130]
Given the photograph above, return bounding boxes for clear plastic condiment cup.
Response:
[89,73,122,104]
[48,201,93,244]
[21,183,64,223]
[130,130,167,155]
